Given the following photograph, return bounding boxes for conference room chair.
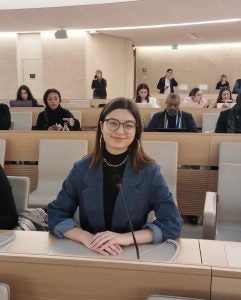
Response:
[69,99,90,108]
[142,141,178,203]
[147,295,204,300]
[0,283,10,300]
[61,102,79,108]
[28,139,88,207]
[202,142,241,241]
[10,111,32,130]
[8,176,30,214]
[202,112,219,132]
[0,138,6,166]
[70,110,82,127]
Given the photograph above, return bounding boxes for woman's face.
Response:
[138,88,148,100]
[21,89,28,100]
[101,109,136,155]
[96,72,102,79]
[193,90,203,103]
[46,92,60,110]
[221,90,231,102]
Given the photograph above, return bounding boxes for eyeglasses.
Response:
[104,118,136,134]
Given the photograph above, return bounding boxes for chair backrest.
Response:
[217,163,241,223]
[0,283,10,300]
[142,141,178,202]
[30,139,88,206]
[10,111,32,130]
[202,112,219,132]
[61,103,79,108]
[69,100,90,108]
[219,142,241,164]
[8,176,30,213]
[70,110,82,127]
[0,139,6,167]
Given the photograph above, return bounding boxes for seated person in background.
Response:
[216,74,229,90]
[183,87,208,108]
[157,68,178,94]
[0,165,18,229]
[0,102,11,130]
[209,87,233,108]
[147,93,198,132]
[215,93,241,133]
[16,85,39,107]
[232,78,241,94]
[48,98,182,256]
[135,83,159,108]
[35,88,80,131]
[91,69,107,99]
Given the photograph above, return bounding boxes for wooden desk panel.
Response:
[200,239,241,300]
[0,233,210,300]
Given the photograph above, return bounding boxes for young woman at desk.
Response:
[135,83,159,108]
[48,98,182,256]
[0,165,18,229]
[16,85,39,107]
[35,88,80,131]
[209,87,234,108]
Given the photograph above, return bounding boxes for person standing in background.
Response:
[91,70,107,99]
[215,74,230,90]
[157,68,178,94]
[0,102,11,130]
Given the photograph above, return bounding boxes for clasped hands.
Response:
[48,118,74,131]
[85,231,131,256]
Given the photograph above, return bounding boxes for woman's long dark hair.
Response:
[16,85,35,100]
[217,87,233,103]
[135,83,150,103]
[89,97,154,170]
[189,87,200,98]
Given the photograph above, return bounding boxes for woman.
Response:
[16,85,39,107]
[209,87,233,108]
[183,88,208,108]
[48,97,182,256]
[0,165,18,229]
[216,74,229,90]
[135,83,159,108]
[35,88,80,131]
[91,70,107,99]
[0,103,11,130]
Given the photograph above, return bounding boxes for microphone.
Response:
[113,175,140,260]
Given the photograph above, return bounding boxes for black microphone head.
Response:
[112,175,122,188]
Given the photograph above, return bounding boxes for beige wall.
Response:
[0,34,18,99]
[0,32,134,100]
[136,44,241,97]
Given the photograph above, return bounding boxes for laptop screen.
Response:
[10,100,33,107]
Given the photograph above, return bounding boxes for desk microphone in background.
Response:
[113,175,140,260]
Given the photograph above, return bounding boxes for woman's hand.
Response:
[63,118,74,127]
[48,124,60,131]
[90,231,131,253]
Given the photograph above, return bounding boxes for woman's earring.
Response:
[99,134,102,149]
[137,139,140,152]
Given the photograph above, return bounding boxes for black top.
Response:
[0,103,11,130]
[0,165,18,229]
[157,76,178,93]
[91,78,107,99]
[216,81,230,90]
[215,106,241,133]
[102,149,128,230]
[35,105,80,130]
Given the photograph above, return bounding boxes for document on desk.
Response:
[225,245,241,268]
[49,239,179,262]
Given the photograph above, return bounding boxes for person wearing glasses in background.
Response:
[157,68,178,94]
[48,98,182,256]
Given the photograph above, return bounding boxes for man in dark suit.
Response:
[157,68,178,94]
[147,93,198,132]
[215,93,241,133]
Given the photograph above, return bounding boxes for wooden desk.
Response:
[200,239,241,300]
[0,232,211,300]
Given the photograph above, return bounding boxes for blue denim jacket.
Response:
[48,156,182,243]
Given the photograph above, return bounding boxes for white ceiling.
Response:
[1,0,241,46]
